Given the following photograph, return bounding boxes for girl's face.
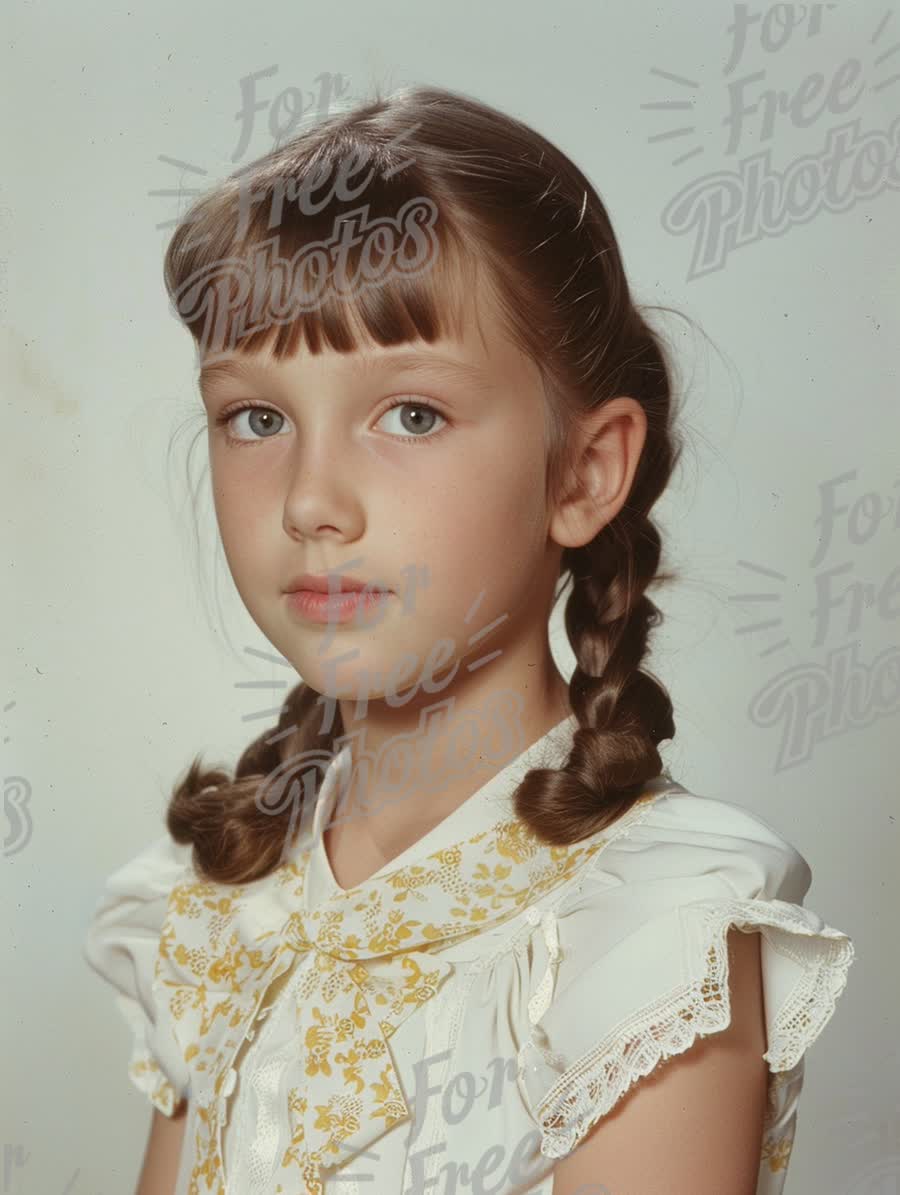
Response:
[199,287,567,724]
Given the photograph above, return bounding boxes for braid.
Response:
[513,512,677,846]
[166,682,344,884]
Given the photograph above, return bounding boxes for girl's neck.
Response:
[323,680,571,886]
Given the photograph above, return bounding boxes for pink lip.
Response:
[285,589,392,625]
[284,572,382,594]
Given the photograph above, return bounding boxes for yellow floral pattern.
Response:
[148,787,665,1193]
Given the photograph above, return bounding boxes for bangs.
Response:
[163,146,481,365]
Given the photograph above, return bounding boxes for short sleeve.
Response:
[82,833,195,1117]
[515,790,856,1161]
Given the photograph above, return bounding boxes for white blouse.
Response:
[83,714,855,1194]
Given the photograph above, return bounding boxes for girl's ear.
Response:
[549,397,648,550]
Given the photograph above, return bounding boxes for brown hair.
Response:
[163,82,690,884]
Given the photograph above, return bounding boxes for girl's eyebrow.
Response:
[197,358,259,399]
[198,349,493,400]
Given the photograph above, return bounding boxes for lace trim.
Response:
[513,788,687,1090]
[513,789,688,1106]
[531,897,855,1160]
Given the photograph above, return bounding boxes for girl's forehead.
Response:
[198,341,495,392]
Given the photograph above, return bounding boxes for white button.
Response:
[222,1067,237,1097]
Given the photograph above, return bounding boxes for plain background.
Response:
[3,0,898,1191]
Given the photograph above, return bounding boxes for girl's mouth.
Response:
[285,589,393,625]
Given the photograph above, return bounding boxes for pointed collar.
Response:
[304,712,580,901]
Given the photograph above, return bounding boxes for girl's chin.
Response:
[281,659,460,711]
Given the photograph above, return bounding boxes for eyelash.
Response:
[213,398,449,447]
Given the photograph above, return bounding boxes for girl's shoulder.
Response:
[510,783,856,1162]
[82,830,298,996]
[579,781,816,903]
[541,782,850,1011]
[83,832,196,968]
[82,833,197,1116]
[82,828,313,1113]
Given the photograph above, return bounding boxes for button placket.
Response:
[214,949,296,1181]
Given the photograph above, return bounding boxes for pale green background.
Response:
[2,0,897,1191]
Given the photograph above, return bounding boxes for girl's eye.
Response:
[214,403,286,443]
[213,399,448,445]
[375,399,447,443]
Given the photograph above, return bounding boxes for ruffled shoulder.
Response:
[82,833,195,1117]
[514,788,855,1163]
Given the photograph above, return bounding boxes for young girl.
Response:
[83,84,854,1195]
